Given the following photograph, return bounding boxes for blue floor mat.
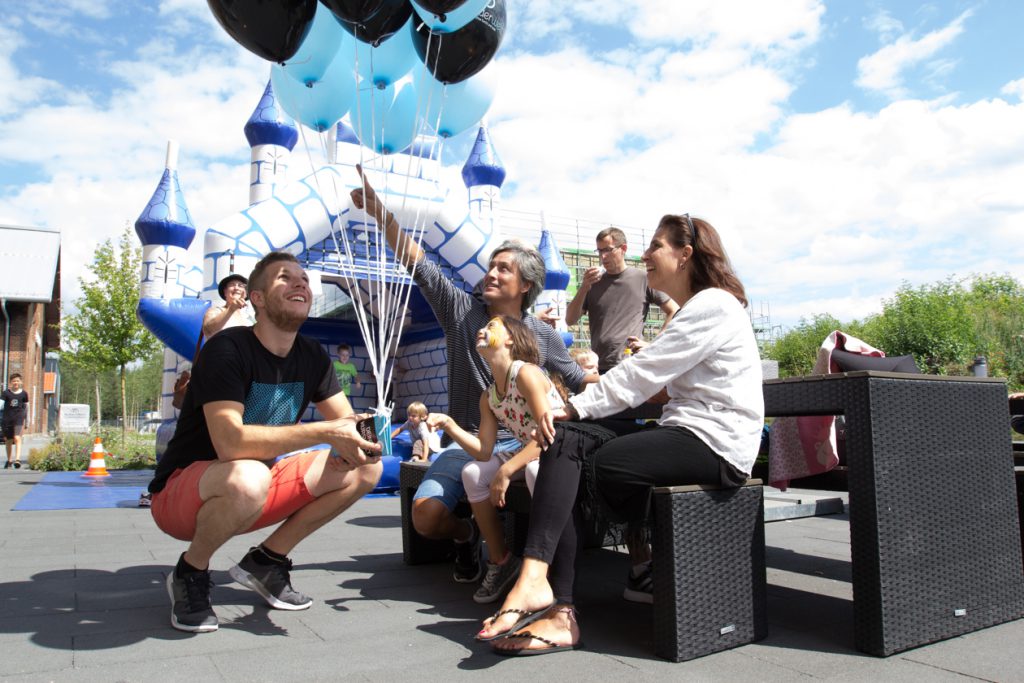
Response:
[12,470,154,511]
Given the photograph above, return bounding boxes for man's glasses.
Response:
[595,244,623,256]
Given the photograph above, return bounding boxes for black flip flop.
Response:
[492,630,584,657]
[475,602,556,642]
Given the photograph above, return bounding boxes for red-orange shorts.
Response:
[151,452,320,541]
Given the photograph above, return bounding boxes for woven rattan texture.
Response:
[765,373,1024,655]
[651,485,767,662]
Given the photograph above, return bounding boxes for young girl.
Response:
[428,315,565,606]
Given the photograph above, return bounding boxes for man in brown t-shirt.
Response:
[566,227,678,373]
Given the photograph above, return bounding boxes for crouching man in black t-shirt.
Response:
[148,252,382,633]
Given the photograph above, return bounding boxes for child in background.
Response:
[2,373,29,469]
[391,401,440,462]
[569,347,599,375]
[333,343,362,396]
[428,316,565,606]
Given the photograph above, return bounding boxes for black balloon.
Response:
[207,0,317,63]
[416,0,467,16]
[320,0,386,24]
[338,0,413,46]
[411,0,504,84]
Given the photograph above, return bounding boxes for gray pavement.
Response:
[0,439,1022,681]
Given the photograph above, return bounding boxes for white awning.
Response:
[0,224,60,302]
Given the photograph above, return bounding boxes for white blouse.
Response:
[569,287,764,475]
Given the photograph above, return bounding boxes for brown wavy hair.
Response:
[496,315,540,365]
[658,215,747,307]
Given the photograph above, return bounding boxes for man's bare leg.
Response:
[183,459,272,570]
[261,451,382,555]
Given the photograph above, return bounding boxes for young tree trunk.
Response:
[120,364,128,439]
[94,376,102,427]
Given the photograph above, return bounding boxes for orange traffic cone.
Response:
[83,437,110,477]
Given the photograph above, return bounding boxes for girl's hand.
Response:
[490,468,511,508]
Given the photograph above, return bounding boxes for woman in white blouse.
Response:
[480,214,764,656]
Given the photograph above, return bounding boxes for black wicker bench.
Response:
[764,371,1024,656]
[651,481,767,661]
[399,460,767,661]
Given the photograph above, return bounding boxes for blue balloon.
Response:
[352,82,420,154]
[271,48,357,132]
[413,64,495,138]
[281,2,349,85]
[412,0,489,32]
[352,18,417,87]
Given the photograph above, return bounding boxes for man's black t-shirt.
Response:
[149,326,340,493]
[1,389,29,425]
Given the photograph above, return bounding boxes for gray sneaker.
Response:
[229,548,313,611]
[623,560,654,604]
[166,570,218,633]
[473,554,522,604]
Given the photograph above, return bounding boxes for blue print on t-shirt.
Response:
[243,382,304,425]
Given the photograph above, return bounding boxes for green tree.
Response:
[963,274,1024,388]
[873,278,975,374]
[766,314,876,377]
[62,227,161,435]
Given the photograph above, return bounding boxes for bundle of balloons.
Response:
[208,0,506,152]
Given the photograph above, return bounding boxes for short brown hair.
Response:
[596,227,626,246]
[496,315,540,365]
[248,251,300,295]
[8,373,21,381]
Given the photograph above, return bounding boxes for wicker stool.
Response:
[651,480,767,662]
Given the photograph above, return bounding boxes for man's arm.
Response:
[564,287,587,326]
[657,298,679,331]
[204,390,375,464]
[350,164,423,269]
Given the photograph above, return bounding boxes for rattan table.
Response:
[763,371,1024,656]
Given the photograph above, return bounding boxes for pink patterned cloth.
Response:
[768,331,884,490]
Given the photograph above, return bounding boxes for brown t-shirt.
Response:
[582,267,670,372]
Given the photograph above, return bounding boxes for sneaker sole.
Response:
[453,563,483,584]
[622,587,654,605]
[166,574,218,633]
[229,564,312,611]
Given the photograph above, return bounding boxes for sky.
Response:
[2,0,1024,334]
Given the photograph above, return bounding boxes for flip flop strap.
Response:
[504,630,557,648]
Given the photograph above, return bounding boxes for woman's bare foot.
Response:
[476,561,554,640]
[491,604,580,653]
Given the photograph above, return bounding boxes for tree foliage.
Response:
[61,227,161,432]
[766,274,1024,390]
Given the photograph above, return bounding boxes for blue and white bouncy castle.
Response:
[134,0,575,489]
[133,80,572,490]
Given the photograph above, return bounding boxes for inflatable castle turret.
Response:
[245,79,298,206]
[535,218,574,348]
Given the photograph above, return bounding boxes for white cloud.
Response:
[863,10,903,44]
[1002,78,1024,100]
[856,9,972,98]
[2,0,1024,336]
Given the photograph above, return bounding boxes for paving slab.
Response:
[0,460,1022,681]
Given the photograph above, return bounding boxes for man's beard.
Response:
[263,298,306,332]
